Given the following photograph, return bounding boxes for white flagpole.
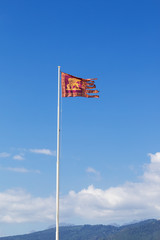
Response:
[56,66,61,240]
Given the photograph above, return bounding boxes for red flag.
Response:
[61,72,99,98]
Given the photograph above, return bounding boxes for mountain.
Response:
[0,219,160,240]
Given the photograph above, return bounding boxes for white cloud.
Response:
[13,155,24,161]
[2,167,40,174]
[86,167,100,175]
[7,167,29,173]
[148,152,160,163]
[86,167,101,181]
[0,152,10,158]
[0,189,54,223]
[0,152,160,225]
[29,149,56,156]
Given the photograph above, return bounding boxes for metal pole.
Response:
[56,66,61,240]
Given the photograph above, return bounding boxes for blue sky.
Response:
[0,0,160,236]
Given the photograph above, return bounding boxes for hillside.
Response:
[0,219,160,240]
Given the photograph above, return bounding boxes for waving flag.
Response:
[61,72,99,98]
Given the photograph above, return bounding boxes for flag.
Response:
[61,72,99,98]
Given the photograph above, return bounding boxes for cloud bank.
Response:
[0,152,160,224]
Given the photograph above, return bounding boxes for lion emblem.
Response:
[66,78,81,91]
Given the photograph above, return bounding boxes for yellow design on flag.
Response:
[66,78,81,91]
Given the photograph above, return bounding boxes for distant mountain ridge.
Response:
[1,219,160,240]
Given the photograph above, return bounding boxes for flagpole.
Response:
[56,66,61,240]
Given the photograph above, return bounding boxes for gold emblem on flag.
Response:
[66,78,81,90]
